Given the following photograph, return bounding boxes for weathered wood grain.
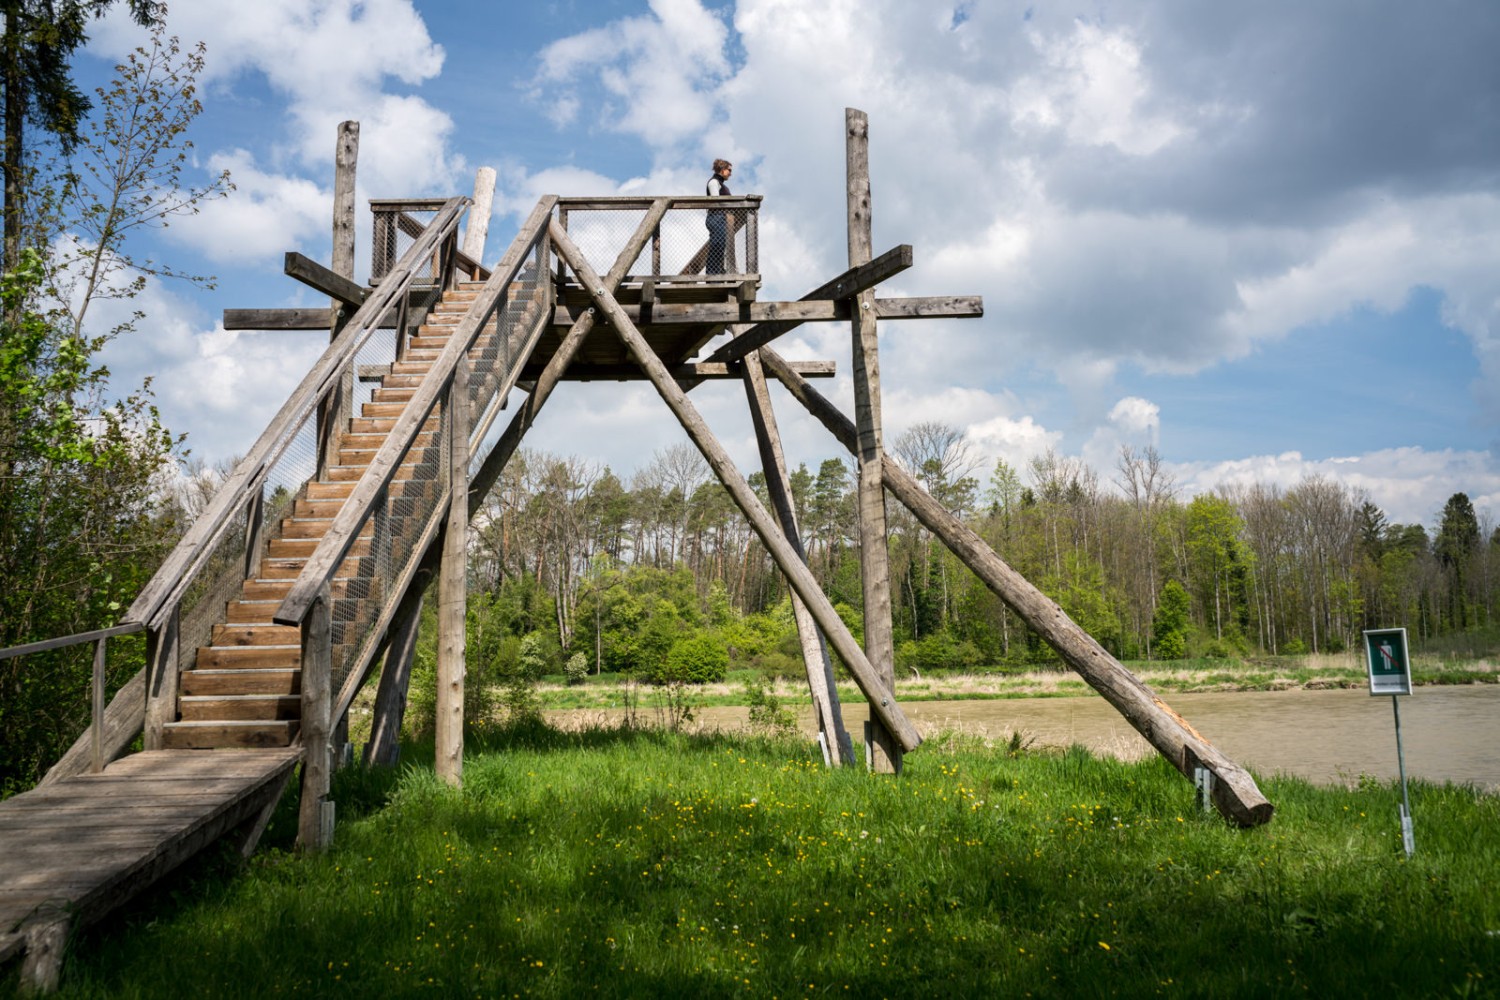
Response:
[845,108,900,773]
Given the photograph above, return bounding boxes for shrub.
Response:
[656,633,729,684]
[564,651,589,686]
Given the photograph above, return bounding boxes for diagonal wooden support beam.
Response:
[758,346,1275,826]
[284,251,368,310]
[705,244,913,364]
[551,219,922,754]
[742,350,853,766]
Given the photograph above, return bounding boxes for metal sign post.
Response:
[1363,628,1415,858]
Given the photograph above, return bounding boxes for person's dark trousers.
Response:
[706,213,728,274]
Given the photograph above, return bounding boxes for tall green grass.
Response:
[35,725,1499,998]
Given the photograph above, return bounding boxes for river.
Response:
[672,685,1500,791]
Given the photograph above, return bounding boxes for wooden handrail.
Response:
[0,623,143,662]
[556,195,762,211]
[125,196,471,630]
[274,196,559,627]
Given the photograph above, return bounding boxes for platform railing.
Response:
[555,195,760,282]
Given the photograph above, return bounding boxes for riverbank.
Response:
[39,724,1497,997]
[533,653,1500,711]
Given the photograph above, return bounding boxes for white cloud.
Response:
[1009,21,1186,156]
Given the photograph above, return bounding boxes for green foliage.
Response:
[743,677,797,736]
[655,632,728,685]
[895,629,984,676]
[563,651,588,686]
[1151,580,1192,660]
[51,730,1500,998]
[0,251,177,793]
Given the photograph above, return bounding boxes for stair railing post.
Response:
[243,483,266,581]
[90,636,107,773]
[143,605,180,751]
[297,584,334,851]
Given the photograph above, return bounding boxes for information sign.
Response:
[1363,627,1412,697]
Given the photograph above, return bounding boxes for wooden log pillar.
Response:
[318,120,359,478]
[297,586,333,851]
[741,350,853,766]
[365,579,428,767]
[759,347,1275,827]
[436,361,470,787]
[143,607,179,751]
[462,166,496,264]
[846,107,900,773]
[550,221,921,753]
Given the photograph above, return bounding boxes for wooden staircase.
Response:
[163,282,493,749]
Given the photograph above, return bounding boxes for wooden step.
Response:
[179,694,300,721]
[267,536,373,558]
[338,445,437,467]
[179,667,299,697]
[196,645,299,669]
[161,720,298,749]
[278,517,377,540]
[225,600,280,624]
[372,387,416,403]
[348,414,441,435]
[361,402,409,418]
[340,430,438,452]
[210,623,300,646]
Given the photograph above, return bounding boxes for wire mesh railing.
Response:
[555,196,760,279]
[122,196,472,742]
[275,197,557,720]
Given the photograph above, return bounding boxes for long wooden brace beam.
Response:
[706,244,914,364]
[284,251,368,309]
[551,220,921,753]
[758,346,1274,827]
[556,295,981,328]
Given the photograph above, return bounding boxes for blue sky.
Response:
[72,0,1500,527]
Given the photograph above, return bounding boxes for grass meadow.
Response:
[28,721,1499,998]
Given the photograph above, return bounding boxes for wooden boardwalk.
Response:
[0,748,301,990]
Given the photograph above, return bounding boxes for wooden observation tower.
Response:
[0,110,1271,991]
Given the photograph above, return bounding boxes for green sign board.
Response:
[1363,628,1412,696]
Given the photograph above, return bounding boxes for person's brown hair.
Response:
[712,158,732,173]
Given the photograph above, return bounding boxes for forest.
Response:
[454,427,1499,683]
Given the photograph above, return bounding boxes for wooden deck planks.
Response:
[0,748,301,947]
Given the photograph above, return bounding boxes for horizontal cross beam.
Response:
[283,252,367,310]
[557,294,979,328]
[529,360,835,381]
[707,244,917,363]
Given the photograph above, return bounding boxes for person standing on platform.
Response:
[705,158,733,274]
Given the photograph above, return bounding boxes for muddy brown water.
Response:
[564,685,1500,791]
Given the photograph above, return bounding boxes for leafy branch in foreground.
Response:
[42,14,231,340]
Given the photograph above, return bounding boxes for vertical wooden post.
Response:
[462,166,496,264]
[297,586,333,851]
[436,362,470,786]
[89,638,106,773]
[143,607,179,751]
[319,120,359,478]
[243,485,266,580]
[741,350,852,765]
[365,577,429,767]
[845,108,900,773]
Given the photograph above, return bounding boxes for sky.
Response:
[71,0,1500,529]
